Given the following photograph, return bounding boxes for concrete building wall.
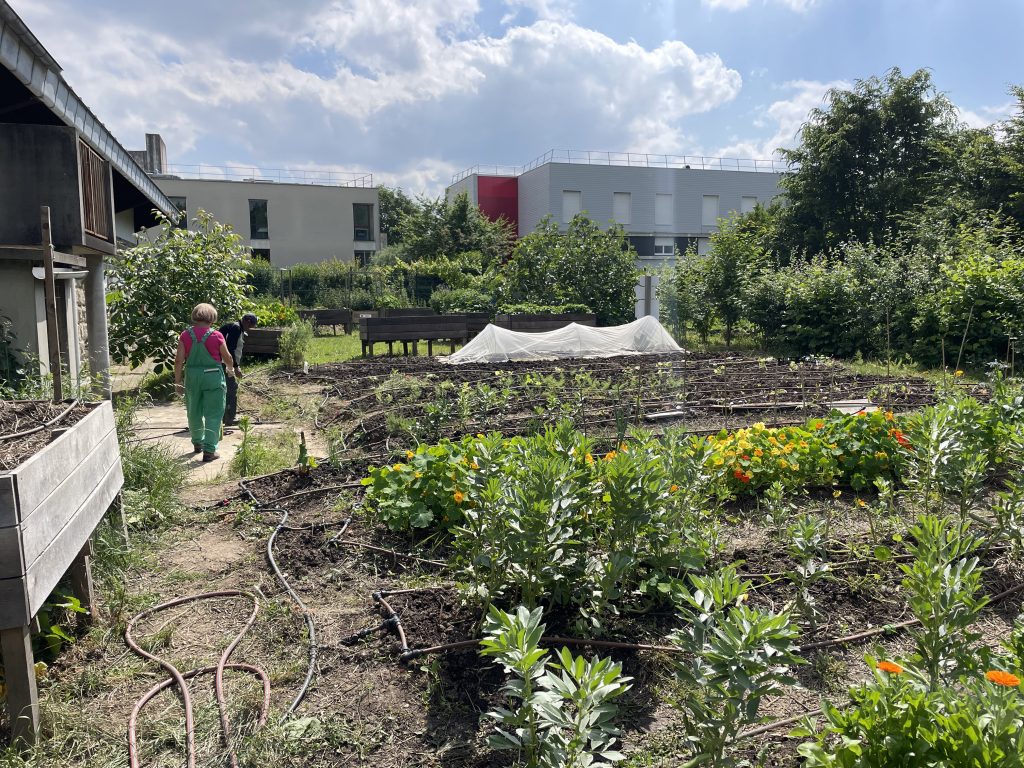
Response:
[539,163,782,236]
[0,261,41,359]
[516,164,552,236]
[445,175,477,205]
[153,178,380,268]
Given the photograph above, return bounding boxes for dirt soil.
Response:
[0,399,90,471]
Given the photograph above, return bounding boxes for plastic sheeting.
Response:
[443,316,683,364]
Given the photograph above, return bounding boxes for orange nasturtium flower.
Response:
[604,450,617,462]
[471,461,480,470]
[585,453,594,464]
[855,498,867,508]
[986,670,1021,687]
[877,661,904,675]
[453,490,465,504]
[670,484,680,492]
[406,450,415,459]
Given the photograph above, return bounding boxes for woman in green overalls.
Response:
[173,303,236,462]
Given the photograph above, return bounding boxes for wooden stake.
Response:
[41,207,63,403]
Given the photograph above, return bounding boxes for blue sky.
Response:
[12,0,1022,195]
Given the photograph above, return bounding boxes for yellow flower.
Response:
[754,449,764,457]
[414,471,423,479]
[619,442,629,453]
[768,437,778,445]
[778,459,789,469]
[955,370,965,377]
[833,489,842,498]
[453,490,464,504]
[713,456,725,466]
[406,450,415,459]
[753,422,766,432]
[670,484,679,492]
[885,411,895,422]
[34,661,47,679]
[604,451,617,462]
[392,463,404,471]
[585,453,594,464]
[471,461,480,470]
[855,498,867,507]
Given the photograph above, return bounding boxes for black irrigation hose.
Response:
[0,398,81,441]
[240,475,322,720]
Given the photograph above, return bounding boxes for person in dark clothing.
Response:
[218,313,258,425]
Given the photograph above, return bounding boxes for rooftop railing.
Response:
[156,164,375,188]
[451,149,790,184]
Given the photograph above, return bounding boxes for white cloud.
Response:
[716,79,847,160]
[500,0,575,24]
[10,0,743,191]
[957,101,1016,130]
[702,0,820,11]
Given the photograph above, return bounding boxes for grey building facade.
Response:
[132,134,381,268]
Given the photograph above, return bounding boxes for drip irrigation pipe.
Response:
[265,505,319,718]
[0,398,80,442]
[125,590,264,768]
[373,591,409,652]
[239,475,321,718]
[392,581,1024,665]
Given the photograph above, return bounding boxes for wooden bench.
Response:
[244,327,283,357]
[297,308,352,335]
[493,313,597,332]
[360,316,469,357]
[1,401,122,745]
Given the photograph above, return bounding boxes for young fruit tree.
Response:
[107,210,253,371]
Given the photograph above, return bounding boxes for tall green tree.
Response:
[107,210,252,371]
[377,185,418,246]
[398,192,514,266]
[704,215,763,346]
[779,68,959,255]
[502,215,639,325]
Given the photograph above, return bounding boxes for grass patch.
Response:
[230,422,300,478]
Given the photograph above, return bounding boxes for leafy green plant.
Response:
[246,298,299,327]
[108,209,252,371]
[785,514,831,630]
[669,567,804,768]
[480,606,632,768]
[900,514,987,690]
[279,320,313,368]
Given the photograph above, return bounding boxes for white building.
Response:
[131,134,381,268]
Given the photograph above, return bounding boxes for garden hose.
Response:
[125,590,266,768]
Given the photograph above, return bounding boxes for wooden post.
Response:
[1,625,39,746]
[40,207,64,403]
[69,539,96,621]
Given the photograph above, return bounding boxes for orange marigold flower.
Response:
[619,442,629,452]
[877,661,904,674]
[604,450,617,462]
[453,490,465,504]
[814,422,825,430]
[754,449,764,457]
[585,453,594,464]
[670,484,679,492]
[471,461,480,470]
[885,411,895,422]
[855,498,867,507]
[986,670,1021,687]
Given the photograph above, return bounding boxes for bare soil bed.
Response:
[305,353,982,454]
[0,399,90,470]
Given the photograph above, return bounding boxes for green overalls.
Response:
[184,327,226,453]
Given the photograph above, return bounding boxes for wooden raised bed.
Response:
[493,313,597,332]
[361,315,469,357]
[244,327,284,357]
[1,400,121,744]
[297,308,352,335]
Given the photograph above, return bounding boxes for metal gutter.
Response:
[0,2,176,217]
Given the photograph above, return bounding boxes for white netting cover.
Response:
[443,316,683,364]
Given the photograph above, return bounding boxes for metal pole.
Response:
[40,207,63,402]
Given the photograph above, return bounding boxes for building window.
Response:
[655,194,673,226]
[612,192,631,225]
[251,248,270,262]
[701,195,719,227]
[354,250,374,267]
[249,199,269,239]
[353,203,374,241]
[741,195,758,214]
[562,190,582,223]
[654,237,675,258]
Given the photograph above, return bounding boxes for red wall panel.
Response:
[476,175,518,233]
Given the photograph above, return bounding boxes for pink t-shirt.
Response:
[180,327,225,363]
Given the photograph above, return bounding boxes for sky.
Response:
[12,0,1024,196]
